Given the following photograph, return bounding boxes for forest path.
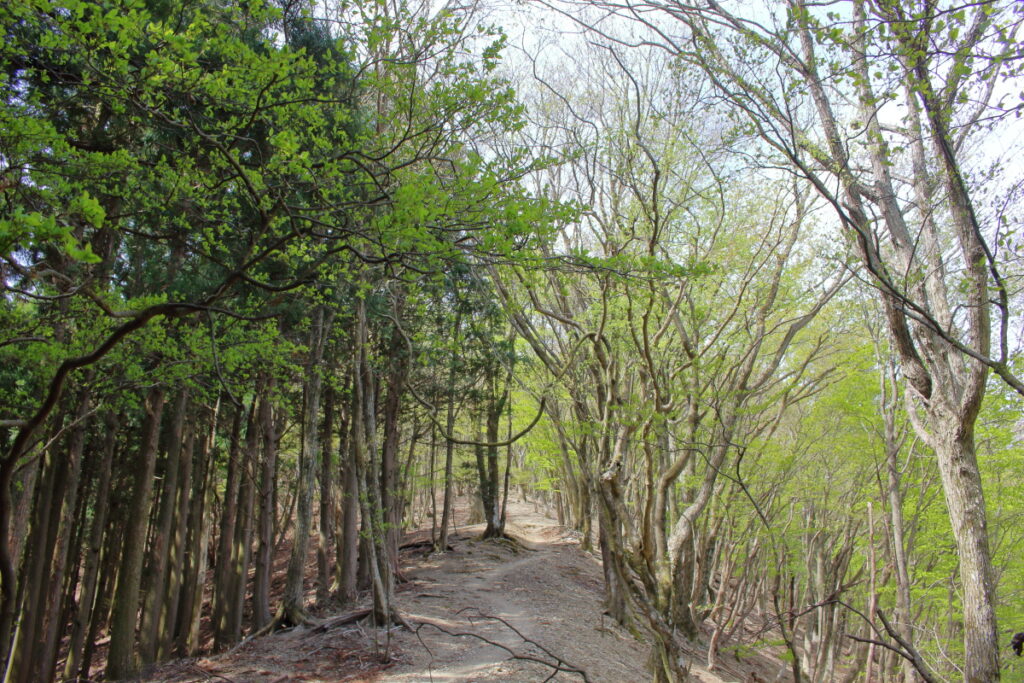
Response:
[381,498,646,682]
[147,499,777,682]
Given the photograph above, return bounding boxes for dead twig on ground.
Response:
[410,608,591,683]
[309,608,372,634]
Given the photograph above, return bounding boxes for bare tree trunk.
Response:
[477,371,507,539]
[354,298,396,627]
[81,525,120,681]
[337,382,359,604]
[437,397,457,552]
[5,405,68,683]
[0,451,39,668]
[932,420,997,683]
[595,436,631,628]
[213,399,248,649]
[880,356,920,683]
[160,408,198,660]
[63,411,119,681]
[428,421,438,545]
[175,419,214,656]
[380,312,409,573]
[500,398,513,531]
[436,309,461,552]
[230,407,257,640]
[399,418,420,536]
[317,382,336,606]
[865,504,878,683]
[140,388,189,666]
[32,387,93,683]
[106,385,166,680]
[253,380,277,630]
[283,306,334,623]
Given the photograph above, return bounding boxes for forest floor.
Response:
[145,499,789,683]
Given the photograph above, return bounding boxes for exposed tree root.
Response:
[390,608,416,632]
[282,604,319,628]
[400,539,453,553]
[241,603,318,644]
[476,532,535,553]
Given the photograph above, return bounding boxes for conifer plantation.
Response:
[1,0,1022,681]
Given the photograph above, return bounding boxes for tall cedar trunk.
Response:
[479,376,506,539]
[3,401,55,683]
[63,411,119,681]
[52,484,88,681]
[436,309,461,552]
[175,417,214,656]
[355,299,395,626]
[229,403,258,641]
[213,399,249,649]
[0,278,78,673]
[428,423,438,544]
[330,382,351,597]
[5,404,67,683]
[380,316,408,574]
[317,382,335,605]
[0,458,16,670]
[437,393,457,552]
[106,385,166,680]
[0,451,39,668]
[160,413,197,660]
[283,306,334,622]
[81,443,129,681]
[399,419,419,533]
[473,420,497,537]
[9,459,37,587]
[37,385,94,683]
[189,469,215,654]
[337,381,360,604]
[253,380,278,630]
[499,397,513,530]
[139,388,189,666]
[81,543,117,681]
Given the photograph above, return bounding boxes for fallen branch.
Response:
[828,600,938,683]
[411,608,590,683]
[310,608,373,634]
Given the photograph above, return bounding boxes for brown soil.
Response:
[144,499,789,683]
[382,501,646,682]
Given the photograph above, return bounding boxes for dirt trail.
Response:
[383,500,646,682]
[147,500,782,682]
